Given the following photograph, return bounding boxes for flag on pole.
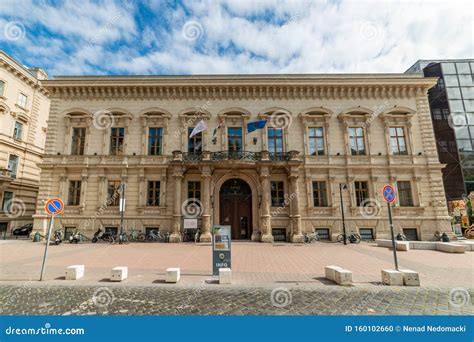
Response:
[247,119,267,133]
[189,119,207,138]
[211,118,225,141]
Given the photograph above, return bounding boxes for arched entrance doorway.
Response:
[219,179,253,240]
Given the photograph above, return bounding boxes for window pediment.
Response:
[338,107,373,126]
[179,107,211,127]
[64,109,93,128]
[380,106,415,126]
[140,109,171,127]
[299,107,332,126]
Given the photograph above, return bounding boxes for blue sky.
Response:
[0,0,472,77]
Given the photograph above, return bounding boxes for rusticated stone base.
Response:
[168,234,182,243]
[291,234,304,243]
[199,232,212,242]
[261,234,274,243]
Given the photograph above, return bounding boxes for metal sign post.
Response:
[119,183,125,243]
[382,185,399,271]
[212,225,231,275]
[40,198,64,281]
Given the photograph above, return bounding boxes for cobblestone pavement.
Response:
[0,283,472,316]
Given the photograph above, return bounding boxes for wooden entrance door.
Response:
[219,179,252,240]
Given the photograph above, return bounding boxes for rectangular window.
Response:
[397,181,414,207]
[110,127,125,155]
[272,228,287,242]
[348,127,366,155]
[390,127,408,155]
[17,92,28,108]
[271,181,285,207]
[105,227,118,236]
[308,127,325,156]
[359,228,374,240]
[0,80,4,97]
[148,127,163,155]
[355,181,369,206]
[68,180,82,206]
[268,127,284,154]
[107,181,121,206]
[227,127,243,153]
[13,121,23,140]
[2,191,13,212]
[7,155,19,178]
[314,228,330,240]
[312,181,328,207]
[147,181,160,206]
[71,127,86,155]
[188,127,202,153]
[403,228,418,241]
[188,181,201,201]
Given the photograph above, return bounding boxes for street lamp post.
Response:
[339,183,348,245]
[119,183,125,244]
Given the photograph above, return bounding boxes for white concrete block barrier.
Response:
[165,268,181,283]
[411,241,436,250]
[455,240,474,251]
[325,266,352,285]
[219,268,232,284]
[111,266,128,282]
[376,239,410,251]
[399,269,420,286]
[334,269,353,286]
[435,242,466,253]
[324,266,343,282]
[381,269,403,286]
[65,265,85,280]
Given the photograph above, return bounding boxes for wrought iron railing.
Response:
[269,152,290,161]
[180,151,293,163]
[211,151,262,162]
[182,152,203,162]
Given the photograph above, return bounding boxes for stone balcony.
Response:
[176,150,301,164]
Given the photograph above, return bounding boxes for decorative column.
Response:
[289,168,304,243]
[259,166,273,243]
[200,165,212,242]
[169,166,183,243]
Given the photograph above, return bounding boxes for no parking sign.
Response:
[382,185,399,270]
[40,197,64,281]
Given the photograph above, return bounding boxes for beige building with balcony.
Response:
[0,51,50,234]
[33,74,452,242]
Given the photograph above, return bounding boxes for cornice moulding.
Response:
[44,82,436,101]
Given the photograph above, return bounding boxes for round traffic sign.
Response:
[382,185,396,203]
[44,198,64,216]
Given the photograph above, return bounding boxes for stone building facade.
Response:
[33,74,452,242]
[0,51,50,233]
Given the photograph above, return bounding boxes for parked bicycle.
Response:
[117,231,129,244]
[146,230,167,242]
[304,231,319,243]
[128,228,146,242]
[336,232,361,244]
[91,228,115,243]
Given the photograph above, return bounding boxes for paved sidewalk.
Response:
[0,240,472,288]
[0,284,472,316]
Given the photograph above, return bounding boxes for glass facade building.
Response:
[406,59,474,199]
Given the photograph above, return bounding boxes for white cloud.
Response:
[0,0,472,75]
